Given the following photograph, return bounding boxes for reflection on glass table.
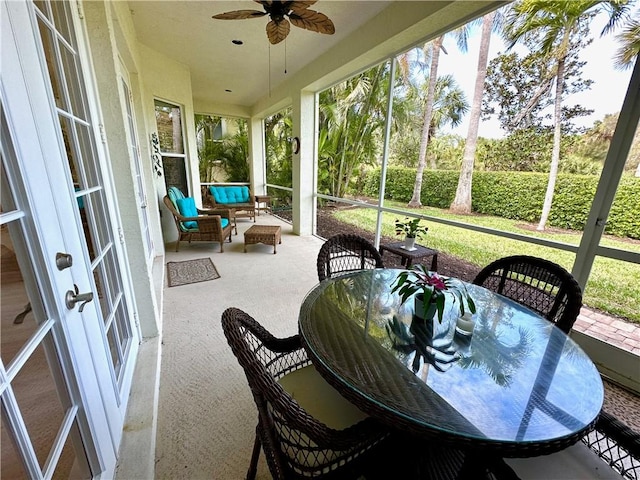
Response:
[299,269,603,457]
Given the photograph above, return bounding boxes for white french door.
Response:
[1,0,139,477]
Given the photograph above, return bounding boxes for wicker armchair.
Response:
[473,255,582,334]
[221,307,390,480]
[163,195,233,252]
[316,234,384,282]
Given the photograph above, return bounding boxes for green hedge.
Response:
[363,167,640,239]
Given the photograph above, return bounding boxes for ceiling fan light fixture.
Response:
[212,0,335,45]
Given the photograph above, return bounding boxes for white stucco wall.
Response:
[83,1,161,338]
[137,43,202,243]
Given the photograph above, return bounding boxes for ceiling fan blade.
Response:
[288,9,335,35]
[212,10,267,20]
[266,18,290,44]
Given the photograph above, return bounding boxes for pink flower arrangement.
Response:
[391,265,476,323]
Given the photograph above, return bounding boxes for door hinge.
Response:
[133,312,140,328]
[118,227,125,244]
[99,124,107,144]
[76,1,84,19]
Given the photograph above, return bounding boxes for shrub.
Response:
[363,167,640,239]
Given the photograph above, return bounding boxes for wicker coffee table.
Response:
[244,225,281,254]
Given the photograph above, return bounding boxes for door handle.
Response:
[65,284,94,312]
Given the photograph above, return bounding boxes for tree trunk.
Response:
[409,36,443,208]
[450,13,494,214]
[537,56,565,231]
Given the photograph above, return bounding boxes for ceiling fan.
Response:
[212,1,335,45]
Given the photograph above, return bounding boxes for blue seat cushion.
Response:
[221,218,229,229]
[209,186,250,204]
[176,197,198,229]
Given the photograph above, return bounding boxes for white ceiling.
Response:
[128,1,392,108]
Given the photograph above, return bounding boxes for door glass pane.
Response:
[58,41,87,122]
[37,19,64,110]
[12,336,68,471]
[49,0,72,46]
[53,422,87,479]
[107,326,122,379]
[1,411,28,479]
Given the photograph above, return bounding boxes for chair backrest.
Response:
[209,185,250,204]
[472,255,582,333]
[167,186,186,208]
[316,234,384,282]
[221,307,378,479]
[163,195,190,233]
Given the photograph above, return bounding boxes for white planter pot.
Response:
[414,293,437,320]
[403,236,416,251]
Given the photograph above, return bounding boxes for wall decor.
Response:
[150,132,163,177]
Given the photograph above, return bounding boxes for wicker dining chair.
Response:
[582,410,640,480]
[472,255,582,334]
[221,307,390,480]
[316,234,384,282]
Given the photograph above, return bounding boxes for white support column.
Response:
[572,58,640,287]
[292,90,316,236]
[249,116,266,196]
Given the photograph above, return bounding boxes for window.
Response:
[155,99,187,195]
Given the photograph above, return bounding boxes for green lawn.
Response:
[331,200,640,323]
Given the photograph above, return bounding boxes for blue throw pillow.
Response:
[176,197,198,229]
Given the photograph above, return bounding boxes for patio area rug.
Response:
[166,258,220,287]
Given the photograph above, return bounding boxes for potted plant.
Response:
[395,217,429,251]
[390,264,476,323]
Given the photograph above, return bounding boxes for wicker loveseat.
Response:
[207,185,255,222]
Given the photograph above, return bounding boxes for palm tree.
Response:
[389,73,468,169]
[613,14,640,70]
[408,26,475,207]
[450,10,500,214]
[428,76,469,137]
[408,36,445,207]
[613,9,640,177]
[265,109,293,189]
[318,63,390,198]
[505,0,629,231]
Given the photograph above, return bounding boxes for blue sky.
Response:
[436,13,633,139]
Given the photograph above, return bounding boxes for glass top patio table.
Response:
[298,268,603,457]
